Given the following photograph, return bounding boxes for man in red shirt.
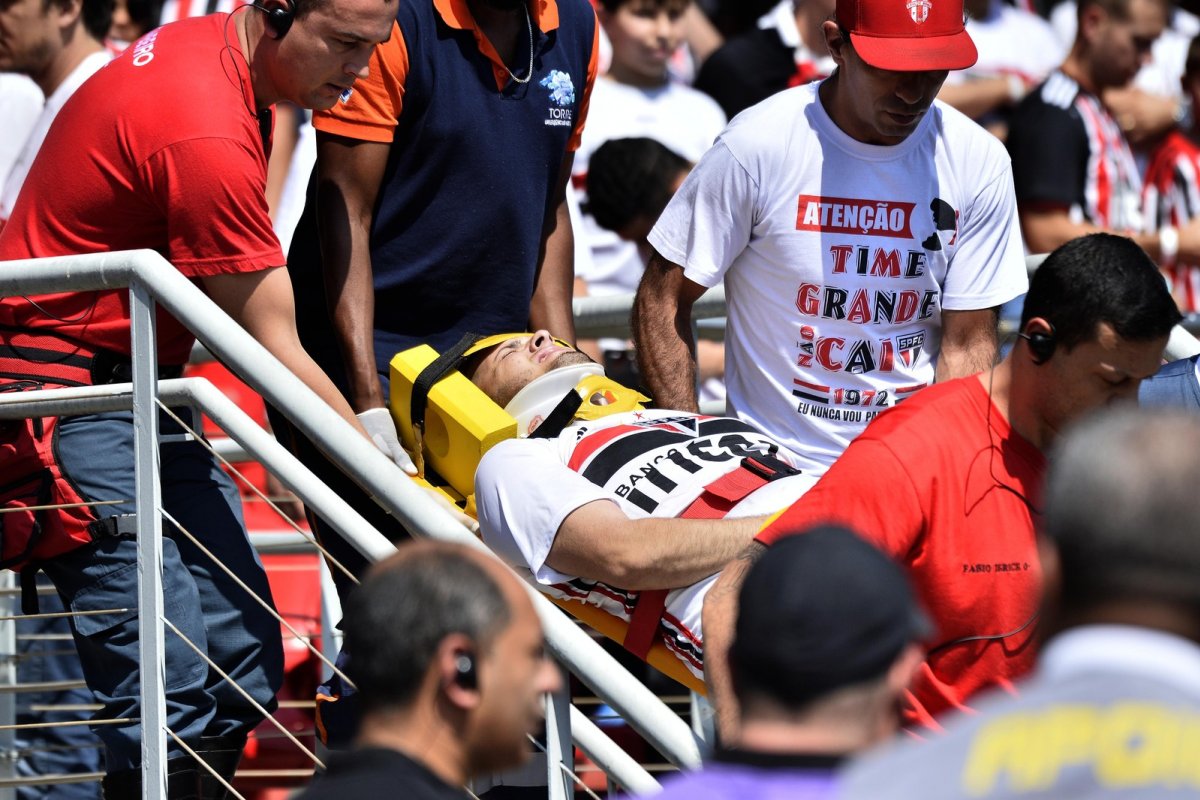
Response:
[0,0,396,792]
[702,233,1181,741]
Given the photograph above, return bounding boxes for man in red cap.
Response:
[633,0,1027,483]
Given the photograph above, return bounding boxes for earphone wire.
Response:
[927,344,1041,658]
[20,294,99,324]
[984,342,1042,518]
[222,4,260,119]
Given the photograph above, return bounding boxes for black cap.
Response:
[729,525,927,710]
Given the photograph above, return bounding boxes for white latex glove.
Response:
[421,486,480,534]
[356,407,417,475]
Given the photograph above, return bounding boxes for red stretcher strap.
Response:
[622,455,795,660]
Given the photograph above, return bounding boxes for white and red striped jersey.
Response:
[1008,70,1143,233]
[1143,129,1200,312]
[157,0,234,25]
[475,409,817,678]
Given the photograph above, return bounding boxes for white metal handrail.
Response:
[0,378,676,795]
[2,251,703,762]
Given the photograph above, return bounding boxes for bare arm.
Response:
[1102,87,1178,148]
[632,250,708,411]
[531,152,578,344]
[935,307,1000,381]
[1020,204,1200,263]
[314,131,390,412]
[702,540,766,744]
[544,500,764,590]
[937,77,1019,122]
[1018,204,1106,255]
[696,339,724,383]
[682,3,723,67]
[265,103,301,220]
[203,267,369,439]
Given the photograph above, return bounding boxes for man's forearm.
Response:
[204,268,372,441]
[547,502,762,590]
[314,134,390,412]
[531,192,577,343]
[632,253,700,411]
[702,541,765,745]
[935,307,1000,381]
[617,514,763,590]
[1019,209,1101,257]
[328,256,382,411]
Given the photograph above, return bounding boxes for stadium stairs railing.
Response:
[0,250,701,800]
[0,250,1197,799]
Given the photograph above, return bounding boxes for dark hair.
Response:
[1077,0,1168,24]
[1186,33,1200,79]
[1019,233,1180,350]
[586,138,689,235]
[1076,0,1132,23]
[120,0,163,36]
[292,0,332,20]
[729,527,924,715]
[45,0,115,41]
[597,0,690,14]
[342,545,511,710]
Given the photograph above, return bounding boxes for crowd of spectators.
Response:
[6,0,1200,797]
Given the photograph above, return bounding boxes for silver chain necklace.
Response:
[504,5,534,85]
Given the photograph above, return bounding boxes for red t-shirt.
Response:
[0,14,283,364]
[756,376,1045,729]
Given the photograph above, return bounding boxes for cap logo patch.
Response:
[906,0,931,23]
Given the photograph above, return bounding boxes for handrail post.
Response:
[130,281,168,799]
[544,661,572,800]
[0,573,15,800]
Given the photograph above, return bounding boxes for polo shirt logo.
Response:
[541,70,575,127]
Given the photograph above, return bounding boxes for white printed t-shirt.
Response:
[1,50,112,221]
[648,81,1027,474]
[573,77,726,296]
[474,409,816,678]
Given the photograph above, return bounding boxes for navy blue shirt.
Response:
[289,0,597,380]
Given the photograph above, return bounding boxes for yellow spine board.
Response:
[547,597,707,695]
[389,345,517,502]
[390,344,705,696]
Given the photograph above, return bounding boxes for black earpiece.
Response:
[254,0,295,38]
[1018,324,1057,365]
[453,653,477,689]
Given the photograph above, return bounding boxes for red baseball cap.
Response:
[836,0,978,72]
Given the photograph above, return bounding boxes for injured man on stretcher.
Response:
[464,331,818,679]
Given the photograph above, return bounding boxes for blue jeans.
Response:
[15,590,102,799]
[39,408,283,772]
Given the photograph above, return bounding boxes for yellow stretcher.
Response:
[389,345,706,694]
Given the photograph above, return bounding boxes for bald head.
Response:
[342,541,526,710]
[1046,408,1200,613]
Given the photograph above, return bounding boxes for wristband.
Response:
[1160,225,1180,263]
[1006,73,1026,104]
